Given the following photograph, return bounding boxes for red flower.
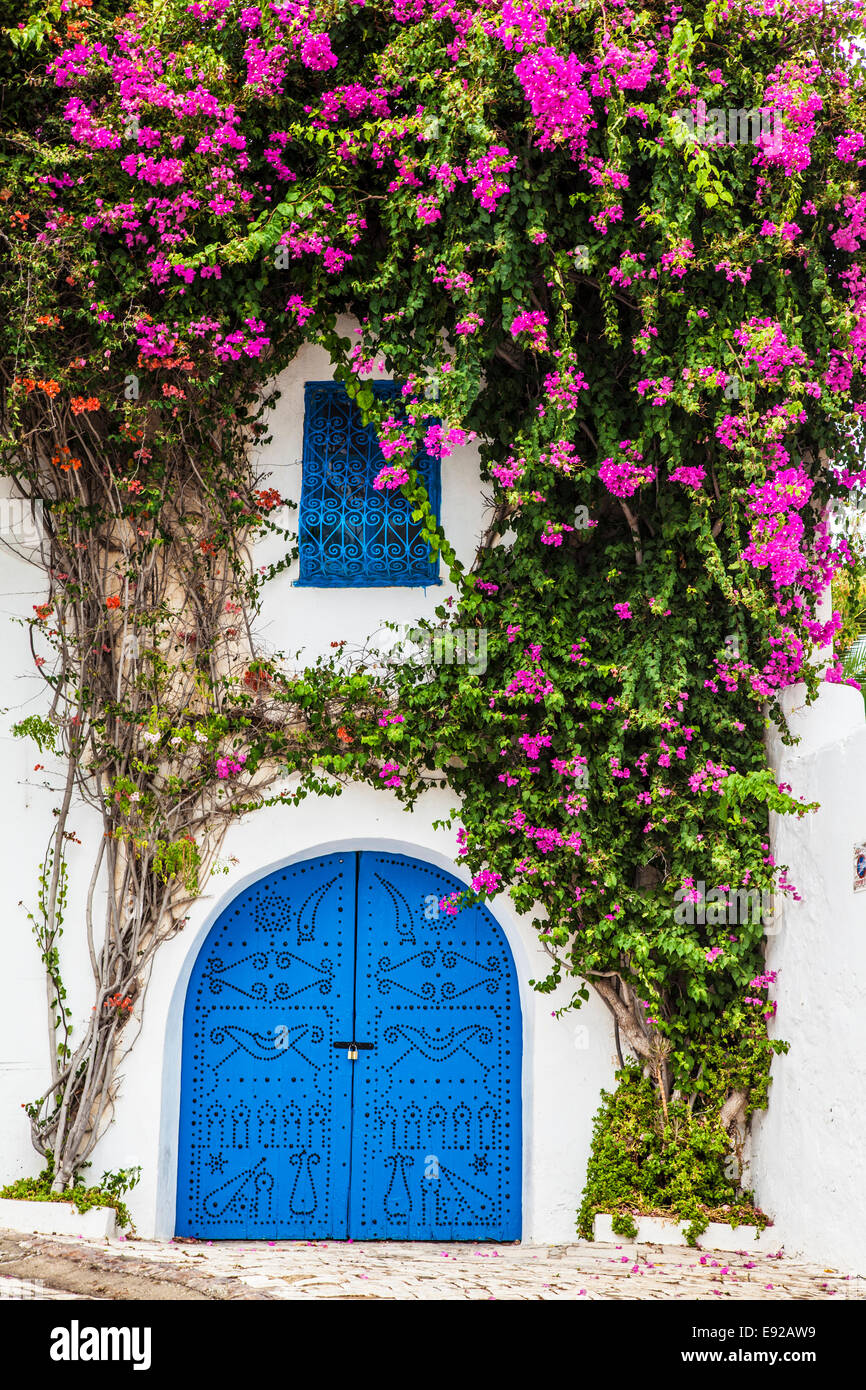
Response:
[106,595,122,610]
[243,665,270,692]
[254,488,282,512]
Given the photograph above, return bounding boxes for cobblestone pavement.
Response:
[1,1229,862,1300]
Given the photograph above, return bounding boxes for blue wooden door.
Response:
[350,852,522,1239]
[176,854,356,1238]
[177,852,522,1239]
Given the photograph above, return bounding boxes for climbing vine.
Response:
[2,0,866,1224]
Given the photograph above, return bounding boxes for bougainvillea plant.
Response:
[2,0,865,1225]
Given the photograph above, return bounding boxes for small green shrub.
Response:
[1,1158,141,1231]
[610,1212,638,1240]
[578,1066,769,1244]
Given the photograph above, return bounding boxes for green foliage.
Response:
[610,1212,638,1240]
[12,715,58,755]
[578,1067,770,1245]
[835,552,866,648]
[25,848,72,1069]
[151,836,201,895]
[1,1158,142,1231]
[832,552,866,711]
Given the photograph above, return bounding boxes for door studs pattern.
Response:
[177,852,521,1239]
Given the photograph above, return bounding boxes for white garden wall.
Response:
[751,682,866,1273]
[0,483,108,1188]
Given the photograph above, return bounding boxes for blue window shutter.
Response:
[296,381,442,588]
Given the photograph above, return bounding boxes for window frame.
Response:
[295,379,442,589]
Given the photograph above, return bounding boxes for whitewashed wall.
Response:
[94,805,618,1242]
[4,324,863,1261]
[750,682,866,1274]
[251,321,486,666]
[0,484,107,1187]
[0,322,618,1242]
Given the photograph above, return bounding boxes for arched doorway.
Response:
[176,849,522,1239]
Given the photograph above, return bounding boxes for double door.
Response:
[177,851,522,1239]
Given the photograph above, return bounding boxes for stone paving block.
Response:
[13,1230,861,1301]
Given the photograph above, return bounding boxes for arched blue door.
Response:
[176,851,522,1240]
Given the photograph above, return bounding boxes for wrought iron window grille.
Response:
[297,380,442,588]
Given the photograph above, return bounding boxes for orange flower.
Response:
[70,395,100,414]
[35,315,60,328]
[243,665,270,693]
[33,604,52,620]
[336,726,354,745]
[37,379,60,397]
[106,595,122,610]
[139,353,194,372]
[254,487,282,512]
[103,992,133,1014]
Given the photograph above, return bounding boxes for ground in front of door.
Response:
[0,1230,861,1300]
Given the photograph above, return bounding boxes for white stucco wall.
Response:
[90,799,618,1242]
[0,321,618,1243]
[251,321,486,666]
[5,323,864,1261]
[0,487,109,1187]
[751,681,866,1273]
